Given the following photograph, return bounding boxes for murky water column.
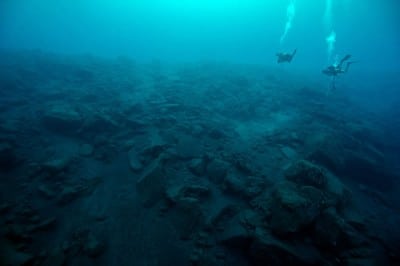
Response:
[280,0,296,45]
[324,0,336,63]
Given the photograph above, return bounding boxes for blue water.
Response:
[1,0,399,68]
[0,1,399,265]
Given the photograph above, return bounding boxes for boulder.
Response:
[41,248,66,266]
[324,172,352,210]
[0,142,17,171]
[42,104,82,133]
[243,176,269,199]
[38,184,57,199]
[205,203,238,230]
[342,257,379,266]
[42,156,72,174]
[208,128,227,140]
[83,233,106,258]
[342,151,391,191]
[175,135,203,159]
[27,217,56,232]
[79,143,93,156]
[280,146,298,160]
[285,160,351,212]
[139,139,168,163]
[78,114,118,134]
[250,228,322,266]
[206,159,229,184]
[4,224,32,243]
[136,157,167,207]
[268,182,327,235]
[223,173,245,195]
[166,183,211,204]
[187,158,206,176]
[128,148,144,172]
[224,175,268,199]
[286,160,352,211]
[307,139,390,191]
[0,202,12,214]
[307,147,344,174]
[230,153,255,175]
[169,199,206,240]
[313,207,368,250]
[217,214,252,249]
[239,209,262,230]
[0,239,34,266]
[57,186,81,205]
[57,177,102,205]
[285,160,327,189]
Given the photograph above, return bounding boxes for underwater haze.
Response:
[1,0,400,69]
[1,0,400,265]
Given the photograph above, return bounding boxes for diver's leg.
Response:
[331,76,336,90]
[338,58,346,68]
[344,62,354,73]
[291,49,297,58]
[338,55,351,68]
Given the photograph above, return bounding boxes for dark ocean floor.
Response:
[0,50,399,266]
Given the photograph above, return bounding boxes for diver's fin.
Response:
[344,61,357,73]
[338,54,352,68]
[344,54,352,60]
[288,49,297,62]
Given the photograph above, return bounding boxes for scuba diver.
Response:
[322,54,357,90]
[276,49,297,63]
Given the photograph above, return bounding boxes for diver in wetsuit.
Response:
[276,49,297,63]
[322,54,356,90]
